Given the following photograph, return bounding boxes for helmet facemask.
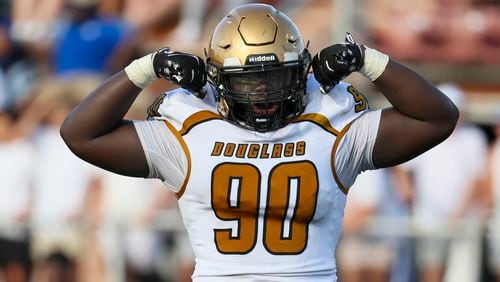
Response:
[210,54,310,132]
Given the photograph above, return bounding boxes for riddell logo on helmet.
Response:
[246,54,278,64]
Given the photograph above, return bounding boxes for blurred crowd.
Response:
[0,0,247,281]
[0,0,499,282]
[338,82,500,282]
[365,0,500,64]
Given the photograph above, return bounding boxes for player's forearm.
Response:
[60,71,141,146]
[374,59,459,128]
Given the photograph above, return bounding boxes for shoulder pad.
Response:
[305,77,369,132]
[146,84,218,131]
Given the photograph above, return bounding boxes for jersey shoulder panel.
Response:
[305,77,369,132]
[147,84,219,131]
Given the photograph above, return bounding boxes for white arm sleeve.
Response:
[133,120,188,192]
[334,110,381,189]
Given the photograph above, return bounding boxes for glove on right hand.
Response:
[153,48,207,93]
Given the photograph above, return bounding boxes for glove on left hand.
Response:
[312,33,364,93]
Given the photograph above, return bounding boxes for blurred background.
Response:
[0,0,499,281]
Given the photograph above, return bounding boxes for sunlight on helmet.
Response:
[206,3,311,132]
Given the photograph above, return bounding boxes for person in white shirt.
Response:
[0,108,34,282]
[338,169,395,282]
[28,91,100,282]
[486,113,500,281]
[397,83,488,282]
[98,172,194,282]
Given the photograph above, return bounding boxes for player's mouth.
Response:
[251,103,280,116]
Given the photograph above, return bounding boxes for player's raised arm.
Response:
[369,57,459,167]
[312,35,459,168]
[60,48,206,177]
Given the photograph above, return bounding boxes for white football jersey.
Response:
[134,77,381,281]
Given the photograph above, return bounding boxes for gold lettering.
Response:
[224,143,236,157]
[236,144,248,158]
[272,144,283,158]
[212,141,306,158]
[212,142,224,156]
[248,144,260,158]
[284,143,294,157]
[296,141,306,156]
[260,144,270,159]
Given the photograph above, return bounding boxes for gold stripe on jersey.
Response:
[163,120,192,199]
[180,111,222,136]
[331,122,353,195]
[292,113,340,136]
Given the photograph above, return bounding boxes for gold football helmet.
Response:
[206,3,311,132]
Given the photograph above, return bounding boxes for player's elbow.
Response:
[445,101,459,132]
[60,117,86,158]
[437,101,459,141]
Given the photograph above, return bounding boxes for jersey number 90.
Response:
[211,161,319,255]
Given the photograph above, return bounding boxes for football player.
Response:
[60,3,458,281]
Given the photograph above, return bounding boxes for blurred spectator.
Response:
[338,169,393,282]
[25,78,102,282]
[0,107,34,282]
[366,0,500,64]
[172,0,250,47]
[113,0,181,63]
[10,0,63,44]
[397,83,489,282]
[381,168,417,282]
[364,0,435,61]
[122,0,179,30]
[487,111,500,281]
[0,68,8,109]
[477,4,500,63]
[1,12,36,106]
[171,0,209,45]
[0,14,21,70]
[106,0,188,95]
[97,175,184,282]
[51,0,133,76]
[338,168,415,282]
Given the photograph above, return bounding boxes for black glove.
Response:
[153,47,207,95]
[312,33,364,93]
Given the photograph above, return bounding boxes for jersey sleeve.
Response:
[133,119,188,192]
[334,109,381,190]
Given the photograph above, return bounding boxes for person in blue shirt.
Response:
[52,0,132,76]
